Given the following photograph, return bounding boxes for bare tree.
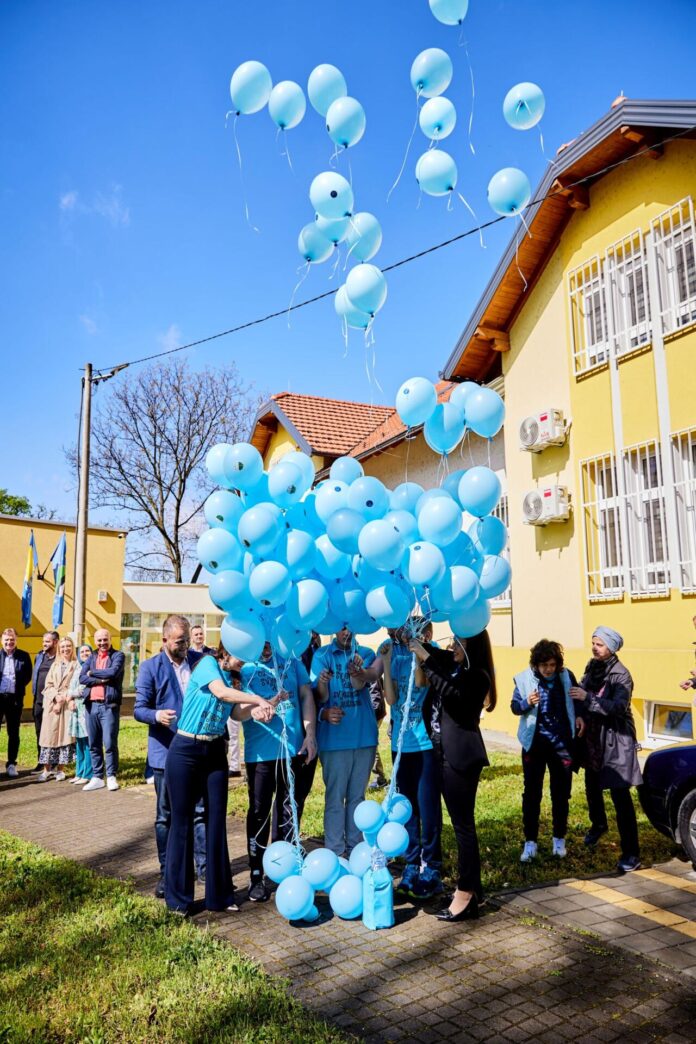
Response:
[69,359,256,582]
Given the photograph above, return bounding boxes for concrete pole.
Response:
[73,363,92,646]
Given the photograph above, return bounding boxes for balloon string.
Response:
[487,438,492,469]
[279,129,295,173]
[341,314,349,356]
[270,648,304,869]
[347,153,353,191]
[387,89,421,203]
[539,124,554,166]
[514,223,528,292]
[447,192,454,212]
[384,639,417,813]
[463,42,476,156]
[287,262,311,327]
[329,247,341,282]
[231,114,260,234]
[329,143,339,169]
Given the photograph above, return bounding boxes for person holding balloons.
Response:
[410,630,496,923]
[311,627,379,857]
[240,642,317,903]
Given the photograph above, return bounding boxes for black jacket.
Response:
[0,648,33,701]
[578,656,642,789]
[421,645,491,772]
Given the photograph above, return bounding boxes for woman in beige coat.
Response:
[38,637,78,782]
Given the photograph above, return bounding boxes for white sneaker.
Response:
[83,777,105,791]
[6,764,18,778]
[38,769,52,782]
[520,841,538,863]
[70,777,84,785]
[54,771,66,782]
[106,776,120,791]
[552,837,567,858]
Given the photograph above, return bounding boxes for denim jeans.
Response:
[85,702,120,778]
[320,746,376,855]
[391,748,442,870]
[152,767,206,877]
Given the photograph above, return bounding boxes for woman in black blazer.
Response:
[410,629,496,923]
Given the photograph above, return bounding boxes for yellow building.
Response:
[442,98,696,747]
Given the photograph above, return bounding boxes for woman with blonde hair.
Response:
[38,636,77,782]
[68,643,93,784]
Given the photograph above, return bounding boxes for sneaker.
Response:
[617,855,642,873]
[395,864,420,896]
[584,825,608,847]
[6,764,18,779]
[106,776,119,791]
[70,777,84,785]
[197,869,206,884]
[225,902,240,912]
[54,771,66,782]
[412,866,445,900]
[38,769,51,782]
[520,841,538,863]
[83,777,106,791]
[552,837,567,858]
[247,874,269,902]
[144,775,155,785]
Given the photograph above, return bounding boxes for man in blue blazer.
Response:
[134,614,206,898]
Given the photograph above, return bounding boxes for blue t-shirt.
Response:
[311,641,378,752]
[389,644,432,753]
[240,658,309,763]
[177,655,233,737]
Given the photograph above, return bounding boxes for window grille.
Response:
[671,427,696,592]
[652,197,696,335]
[605,230,651,356]
[580,454,625,600]
[622,440,670,596]
[568,256,609,374]
[490,495,511,607]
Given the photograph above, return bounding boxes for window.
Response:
[490,495,511,608]
[653,197,696,334]
[648,703,693,743]
[605,231,650,356]
[672,427,696,593]
[568,257,609,373]
[622,441,669,596]
[121,612,142,628]
[580,454,625,600]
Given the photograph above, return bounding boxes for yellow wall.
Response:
[264,426,324,474]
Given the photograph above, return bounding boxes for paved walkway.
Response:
[2,771,696,1043]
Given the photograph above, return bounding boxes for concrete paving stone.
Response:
[621,933,682,954]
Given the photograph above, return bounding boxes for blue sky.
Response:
[1,0,694,520]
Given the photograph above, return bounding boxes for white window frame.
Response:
[652,197,696,335]
[622,440,670,597]
[605,229,651,358]
[671,426,696,593]
[568,256,610,374]
[490,494,511,608]
[645,701,694,746]
[580,453,626,601]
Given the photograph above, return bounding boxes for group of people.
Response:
[0,614,659,925]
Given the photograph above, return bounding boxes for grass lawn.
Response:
[3,720,679,893]
[0,831,346,1044]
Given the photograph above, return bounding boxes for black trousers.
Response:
[164,734,234,913]
[246,754,305,875]
[0,693,23,766]
[522,738,573,841]
[271,755,317,839]
[33,704,43,759]
[585,768,640,858]
[438,750,483,897]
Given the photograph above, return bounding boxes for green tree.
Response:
[0,489,32,516]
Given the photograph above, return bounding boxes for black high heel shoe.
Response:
[437,894,479,922]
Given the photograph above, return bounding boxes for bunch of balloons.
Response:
[230,60,307,134]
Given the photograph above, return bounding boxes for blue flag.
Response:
[50,532,67,628]
[21,530,39,629]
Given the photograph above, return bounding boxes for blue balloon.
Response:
[263,840,300,883]
[326,96,366,148]
[345,212,382,263]
[429,0,469,24]
[431,565,479,613]
[347,476,390,522]
[410,47,453,98]
[358,519,404,572]
[419,96,456,140]
[488,167,531,217]
[329,579,366,626]
[302,848,341,891]
[348,841,372,878]
[279,450,315,490]
[249,561,291,608]
[418,496,462,547]
[283,529,317,579]
[285,495,323,537]
[383,794,413,824]
[268,80,306,130]
[351,554,390,593]
[335,284,372,330]
[307,63,347,117]
[473,515,507,556]
[238,505,282,557]
[275,874,316,921]
[242,471,271,508]
[458,467,502,517]
[221,613,265,661]
[326,508,364,555]
[450,596,491,638]
[395,377,437,428]
[286,579,329,630]
[365,583,411,628]
[345,264,387,316]
[390,482,424,513]
[223,443,264,491]
[310,171,354,219]
[314,534,351,580]
[204,489,244,531]
[272,614,311,659]
[416,149,457,197]
[402,541,446,588]
[316,604,344,635]
[444,530,484,574]
[376,821,409,858]
[206,443,232,485]
[442,469,466,500]
[329,456,364,485]
[479,554,512,599]
[354,799,387,834]
[329,874,364,919]
[268,459,309,507]
[208,569,252,614]
[416,488,453,517]
[448,381,478,416]
[464,387,505,439]
[229,60,272,115]
[298,222,334,264]
[337,856,351,877]
[384,510,419,547]
[315,479,349,524]
[503,82,545,130]
[315,213,350,245]
[197,529,243,574]
[424,402,466,454]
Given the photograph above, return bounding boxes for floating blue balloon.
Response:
[458,467,502,517]
[329,873,363,919]
[335,284,372,330]
[424,401,466,455]
[473,515,507,556]
[432,564,479,613]
[307,63,347,117]
[444,530,484,574]
[242,472,270,508]
[329,580,366,628]
[314,534,351,580]
[410,48,453,98]
[345,212,382,263]
[310,171,354,219]
[238,505,282,557]
[302,848,341,891]
[298,222,334,264]
[326,96,366,149]
[488,167,531,217]
[348,841,372,878]
[337,857,351,877]
[315,480,349,524]
[230,60,272,115]
[442,469,466,501]
[272,614,311,659]
[416,488,453,516]
[479,554,511,599]
[263,840,299,884]
[206,443,232,485]
[268,80,306,130]
[315,213,350,245]
[284,529,317,578]
[326,508,364,555]
[390,481,425,513]
[464,387,505,439]
[347,476,390,522]
[384,794,412,825]
[286,578,329,630]
[278,450,315,491]
[345,264,387,316]
[450,596,491,638]
[354,799,386,835]
[429,0,469,24]
[416,149,457,196]
[402,541,446,588]
[384,509,419,547]
[448,381,478,416]
[376,821,409,858]
[197,529,243,574]
[221,613,265,661]
[204,490,244,530]
[330,456,364,485]
[418,496,462,547]
[503,82,545,130]
[268,459,309,507]
[395,377,437,428]
[223,443,264,491]
[208,569,251,614]
[249,561,291,608]
[365,583,411,628]
[351,554,390,593]
[419,97,457,141]
[275,874,317,921]
[358,519,404,572]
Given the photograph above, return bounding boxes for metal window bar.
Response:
[652,197,696,334]
[580,453,625,600]
[605,229,651,357]
[490,495,511,607]
[568,256,609,374]
[622,440,670,596]
[671,427,696,593]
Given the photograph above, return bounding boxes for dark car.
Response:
[639,743,696,867]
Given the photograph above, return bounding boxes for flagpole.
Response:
[73,363,92,647]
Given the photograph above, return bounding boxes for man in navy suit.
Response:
[1,628,34,777]
[134,614,206,898]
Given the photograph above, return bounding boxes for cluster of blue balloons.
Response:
[396,375,504,444]
[409,48,463,200]
[230,60,306,133]
[487,82,545,218]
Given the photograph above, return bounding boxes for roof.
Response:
[442,99,696,382]
[349,380,457,459]
[0,513,127,535]
[250,391,393,459]
[122,581,218,614]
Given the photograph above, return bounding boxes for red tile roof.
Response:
[349,380,457,458]
[252,392,393,459]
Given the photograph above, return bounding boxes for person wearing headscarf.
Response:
[570,627,642,873]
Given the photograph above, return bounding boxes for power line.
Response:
[94,123,695,376]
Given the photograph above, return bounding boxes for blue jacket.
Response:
[133,649,202,769]
[79,648,125,706]
[511,667,575,753]
[0,647,33,701]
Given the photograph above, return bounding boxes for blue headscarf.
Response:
[592,626,623,654]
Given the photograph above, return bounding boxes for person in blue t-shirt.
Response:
[240,642,317,903]
[311,627,379,856]
[380,626,443,901]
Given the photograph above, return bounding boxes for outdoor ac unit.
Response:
[97,590,108,603]
[522,486,571,526]
[519,409,568,452]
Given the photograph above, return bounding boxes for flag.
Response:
[50,532,67,628]
[21,530,39,629]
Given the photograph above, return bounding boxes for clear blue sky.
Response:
[1,0,694,520]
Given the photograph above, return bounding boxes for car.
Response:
[639,743,696,867]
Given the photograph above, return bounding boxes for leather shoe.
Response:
[437,895,479,922]
[584,826,608,847]
[154,879,165,899]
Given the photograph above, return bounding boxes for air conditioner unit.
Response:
[522,485,571,526]
[97,590,108,603]
[519,409,568,452]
